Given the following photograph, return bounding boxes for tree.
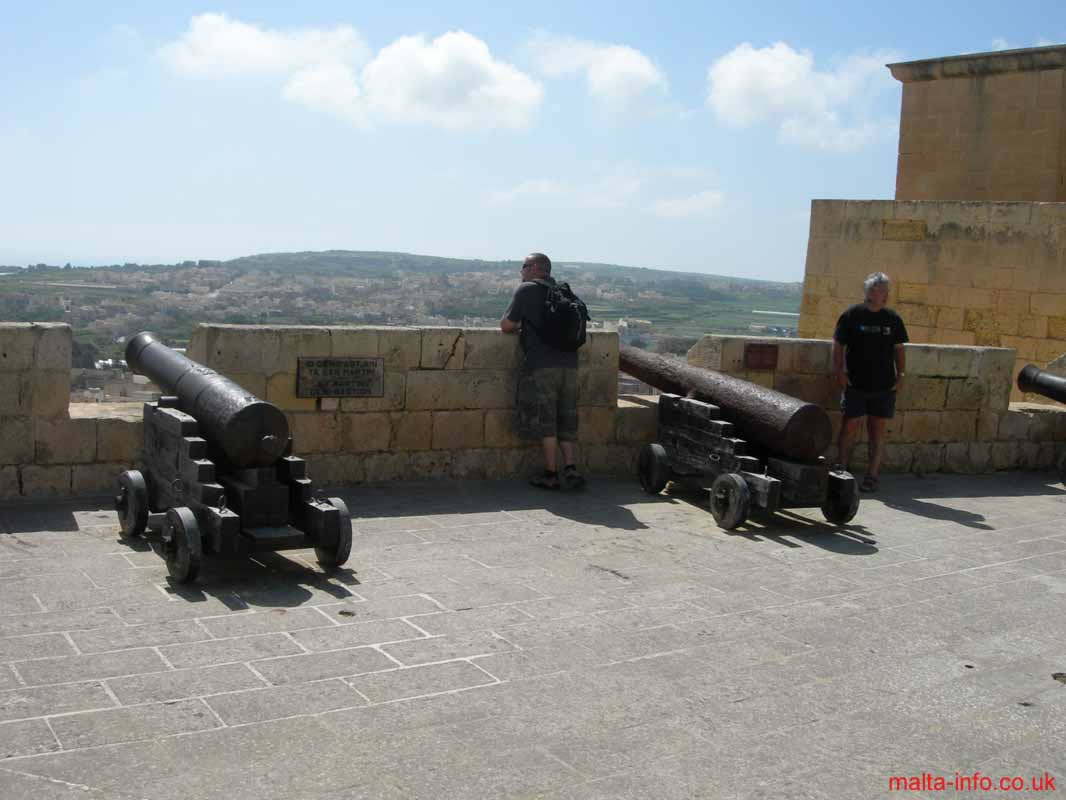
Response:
[71,340,101,368]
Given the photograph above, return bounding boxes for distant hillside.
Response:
[2,249,801,356]
[225,250,799,293]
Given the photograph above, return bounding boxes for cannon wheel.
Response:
[709,473,751,530]
[638,443,671,495]
[821,477,860,525]
[163,507,202,583]
[316,497,353,568]
[115,470,149,538]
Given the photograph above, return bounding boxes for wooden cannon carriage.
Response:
[114,332,352,582]
[622,346,859,530]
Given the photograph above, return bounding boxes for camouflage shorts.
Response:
[515,368,579,441]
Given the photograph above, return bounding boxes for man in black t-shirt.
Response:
[832,272,908,493]
[501,252,584,490]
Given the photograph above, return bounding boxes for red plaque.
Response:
[743,343,779,370]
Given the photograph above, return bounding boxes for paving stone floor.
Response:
[0,472,1064,799]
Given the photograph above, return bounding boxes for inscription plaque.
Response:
[297,357,385,398]
[743,343,779,371]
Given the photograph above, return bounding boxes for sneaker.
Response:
[562,465,585,490]
[529,472,560,490]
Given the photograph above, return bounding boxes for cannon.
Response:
[1018,364,1066,404]
[621,346,858,530]
[1017,364,1066,483]
[114,332,352,582]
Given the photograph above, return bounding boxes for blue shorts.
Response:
[841,387,896,419]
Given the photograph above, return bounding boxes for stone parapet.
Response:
[0,323,71,420]
[0,323,654,499]
[688,334,1066,475]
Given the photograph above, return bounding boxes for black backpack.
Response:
[532,279,590,352]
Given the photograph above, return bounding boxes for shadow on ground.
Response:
[326,477,659,532]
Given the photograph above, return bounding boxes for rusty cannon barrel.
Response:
[125,331,289,467]
[1017,364,1066,404]
[619,345,832,462]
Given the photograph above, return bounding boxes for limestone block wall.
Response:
[687,334,1066,474]
[184,325,650,486]
[889,46,1066,202]
[800,199,1066,402]
[0,323,147,498]
[0,321,658,499]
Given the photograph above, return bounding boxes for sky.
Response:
[1,1,1062,281]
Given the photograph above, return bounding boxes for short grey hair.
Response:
[863,272,890,292]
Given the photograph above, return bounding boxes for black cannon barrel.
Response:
[125,332,289,467]
[1017,364,1066,404]
[619,345,832,462]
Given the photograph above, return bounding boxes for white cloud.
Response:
[160,13,368,76]
[989,37,1061,51]
[489,164,724,218]
[651,189,725,219]
[360,32,543,130]
[706,42,898,151]
[160,18,541,131]
[282,64,365,125]
[526,32,668,111]
[488,178,569,206]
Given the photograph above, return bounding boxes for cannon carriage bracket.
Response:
[638,394,859,530]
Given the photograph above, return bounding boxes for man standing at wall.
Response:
[500,252,585,490]
[832,272,908,492]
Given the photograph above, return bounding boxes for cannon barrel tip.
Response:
[1017,363,1066,404]
[124,331,160,373]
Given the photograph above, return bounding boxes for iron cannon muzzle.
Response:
[1017,364,1066,405]
[125,331,290,467]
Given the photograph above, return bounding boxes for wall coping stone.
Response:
[887,44,1066,82]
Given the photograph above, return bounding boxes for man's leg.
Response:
[560,440,576,468]
[557,369,583,488]
[866,416,889,478]
[517,369,560,488]
[837,416,864,470]
[541,436,559,472]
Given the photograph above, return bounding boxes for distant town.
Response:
[1,251,801,402]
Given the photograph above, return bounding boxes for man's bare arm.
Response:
[831,340,847,388]
[893,343,906,390]
[500,317,520,333]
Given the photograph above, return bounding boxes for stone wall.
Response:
[688,334,1066,474]
[0,323,102,497]
[185,324,651,487]
[0,322,658,499]
[799,199,1066,401]
[889,46,1066,202]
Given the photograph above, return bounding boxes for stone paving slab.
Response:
[0,472,1064,798]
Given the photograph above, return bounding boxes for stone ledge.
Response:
[888,44,1066,82]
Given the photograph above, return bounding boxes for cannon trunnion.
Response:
[115,333,352,582]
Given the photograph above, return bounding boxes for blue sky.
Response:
[1,1,1062,280]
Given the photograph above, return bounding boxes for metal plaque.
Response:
[743,343,779,371]
[297,357,385,398]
